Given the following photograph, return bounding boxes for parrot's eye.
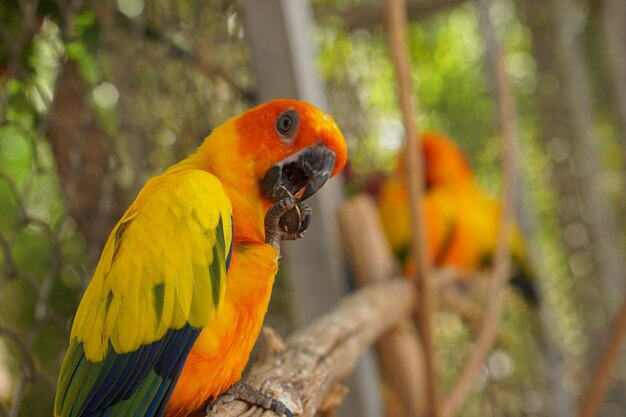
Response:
[275,110,299,140]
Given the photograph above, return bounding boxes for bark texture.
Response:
[207,280,416,417]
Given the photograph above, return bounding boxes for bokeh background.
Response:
[0,0,625,416]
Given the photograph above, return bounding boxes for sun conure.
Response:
[54,99,347,417]
[378,131,539,306]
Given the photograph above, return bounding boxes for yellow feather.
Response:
[175,261,193,317]
[72,169,232,361]
[116,298,139,353]
[84,300,107,361]
[189,263,213,327]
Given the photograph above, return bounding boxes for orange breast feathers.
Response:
[165,244,278,417]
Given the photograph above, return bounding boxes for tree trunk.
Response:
[520,0,624,321]
[46,60,126,260]
[518,0,626,412]
[552,0,625,311]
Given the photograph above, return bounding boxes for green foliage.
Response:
[0,0,255,414]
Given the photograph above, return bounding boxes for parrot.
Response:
[53,99,347,417]
[377,131,539,306]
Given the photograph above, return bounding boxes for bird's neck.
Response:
[170,128,268,244]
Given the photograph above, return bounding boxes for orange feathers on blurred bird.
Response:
[54,99,347,417]
[378,132,539,306]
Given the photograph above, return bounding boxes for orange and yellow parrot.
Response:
[378,132,538,305]
[54,99,347,417]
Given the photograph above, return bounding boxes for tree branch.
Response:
[207,280,416,417]
[385,1,440,416]
[442,0,517,415]
[338,194,426,417]
[46,59,126,256]
[577,294,626,417]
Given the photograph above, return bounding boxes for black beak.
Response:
[260,145,337,203]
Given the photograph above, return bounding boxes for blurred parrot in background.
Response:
[54,99,347,417]
[378,132,539,306]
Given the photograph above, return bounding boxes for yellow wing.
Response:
[54,169,233,417]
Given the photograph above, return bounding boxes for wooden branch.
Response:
[314,0,468,32]
[439,289,485,329]
[207,280,416,417]
[577,294,626,417]
[442,0,516,415]
[338,195,398,287]
[338,195,426,417]
[385,1,440,416]
[336,197,488,334]
[205,190,498,417]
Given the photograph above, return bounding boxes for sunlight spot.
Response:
[117,0,144,18]
[0,342,13,402]
[116,165,136,189]
[564,330,589,355]
[377,118,404,152]
[26,205,51,224]
[547,136,569,162]
[563,221,589,248]
[156,127,177,147]
[487,349,515,380]
[569,250,593,277]
[93,82,119,109]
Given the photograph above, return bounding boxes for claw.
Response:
[265,197,311,250]
[279,201,311,235]
[208,381,294,417]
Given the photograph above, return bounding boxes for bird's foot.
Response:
[208,381,294,417]
[265,197,311,250]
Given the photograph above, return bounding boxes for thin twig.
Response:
[385,0,439,416]
[440,290,486,329]
[442,0,516,415]
[577,294,626,417]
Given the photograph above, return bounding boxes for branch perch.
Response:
[385,0,440,416]
[442,0,517,415]
[207,280,416,417]
[577,293,626,417]
[338,194,426,417]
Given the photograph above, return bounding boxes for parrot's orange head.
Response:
[193,99,346,210]
[231,99,347,204]
[420,132,472,188]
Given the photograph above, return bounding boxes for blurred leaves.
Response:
[0,1,255,415]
